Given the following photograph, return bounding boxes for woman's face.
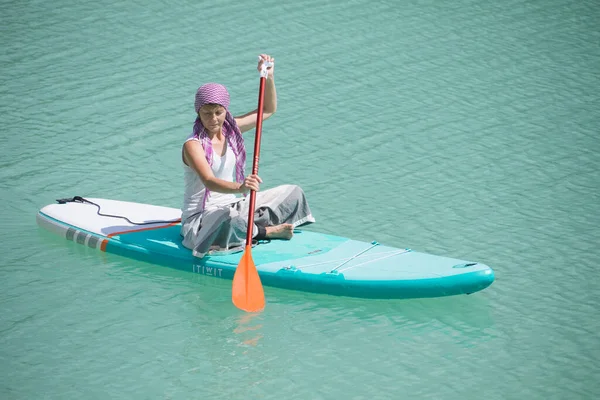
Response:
[198,104,226,134]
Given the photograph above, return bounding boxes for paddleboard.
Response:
[36,197,494,299]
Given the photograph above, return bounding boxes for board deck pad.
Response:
[37,198,495,299]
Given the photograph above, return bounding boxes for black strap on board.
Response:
[55,196,181,226]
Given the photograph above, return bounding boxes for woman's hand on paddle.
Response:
[257,54,274,78]
[239,174,262,193]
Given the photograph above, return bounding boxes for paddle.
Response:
[232,58,273,312]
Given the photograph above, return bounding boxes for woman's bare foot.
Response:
[265,224,294,240]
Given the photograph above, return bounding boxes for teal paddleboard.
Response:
[36,197,494,298]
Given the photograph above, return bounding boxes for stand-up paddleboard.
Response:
[36,197,494,299]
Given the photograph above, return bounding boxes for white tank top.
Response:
[181,134,239,222]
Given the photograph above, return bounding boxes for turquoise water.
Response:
[2,0,599,398]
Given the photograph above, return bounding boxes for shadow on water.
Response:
[267,283,494,327]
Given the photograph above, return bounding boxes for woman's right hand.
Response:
[239,174,262,193]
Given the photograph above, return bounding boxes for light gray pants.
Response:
[181,184,315,258]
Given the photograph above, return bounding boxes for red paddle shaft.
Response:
[245,76,267,245]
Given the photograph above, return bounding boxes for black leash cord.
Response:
[56,196,181,226]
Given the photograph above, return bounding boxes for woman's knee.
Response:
[281,184,304,196]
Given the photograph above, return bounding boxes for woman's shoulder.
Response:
[185,132,199,143]
[183,134,203,159]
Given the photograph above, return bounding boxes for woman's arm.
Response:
[183,141,261,193]
[235,54,277,134]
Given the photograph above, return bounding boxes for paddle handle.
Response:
[245,75,267,246]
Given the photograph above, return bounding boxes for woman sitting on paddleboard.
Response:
[181,54,315,258]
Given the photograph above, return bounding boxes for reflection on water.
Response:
[234,313,264,347]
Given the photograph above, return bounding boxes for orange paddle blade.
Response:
[232,245,265,312]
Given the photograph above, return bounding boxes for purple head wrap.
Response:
[193,83,246,207]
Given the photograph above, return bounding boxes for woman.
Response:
[181,54,315,258]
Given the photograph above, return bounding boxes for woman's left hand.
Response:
[258,54,274,78]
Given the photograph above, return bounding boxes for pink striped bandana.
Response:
[193,83,246,207]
